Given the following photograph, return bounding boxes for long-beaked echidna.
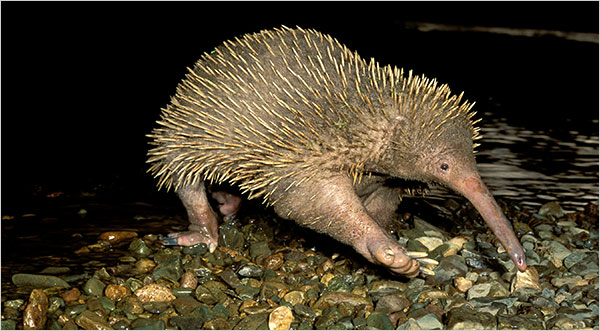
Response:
[147,26,527,277]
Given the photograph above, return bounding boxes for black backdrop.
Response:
[2,2,598,211]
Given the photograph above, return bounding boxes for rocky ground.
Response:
[1,197,598,330]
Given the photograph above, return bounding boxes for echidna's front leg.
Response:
[162,182,219,252]
[273,174,419,277]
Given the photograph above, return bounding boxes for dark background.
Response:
[2,2,598,213]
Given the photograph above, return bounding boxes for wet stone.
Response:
[262,253,285,270]
[134,258,156,274]
[65,304,88,316]
[75,310,112,330]
[1,320,17,330]
[268,305,294,330]
[249,241,271,259]
[375,293,409,313]
[181,271,198,290]
[432,255,468,284]
[99,231,138,244]
[23,289,48,330]
[557,307,597,321]
[105,284,129,301]
[417,313,443,330]
[453,276,473,292]
[538,201,564,218]
[511,266,542,292]
[293,304,316,320]
[283,290,305,306]
[129,238,152,257]
[194,285,217,305]
[467,283,491,300]
[313,291,373,310]
[446,306,497,330]
[170,316,207,330]
[314,307,342,329]
[12,273,70,289]
[497,314,544,329]
[40,266,71,274]
[238,263,264,278]
[182,243,208,256]
[416,236,444,251]
[84,277,106,297]
[366,311,394,330]
[219,268,243,288]
[204,317,231,330]
[234,312,269,330]
[117,296,144,315]
[397,318,420,330]
[219,224,245,251]
[135,283,176,303]
[61,287,81,303]
[131,317,165,330]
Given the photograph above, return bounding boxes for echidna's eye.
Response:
[440,163,449,171]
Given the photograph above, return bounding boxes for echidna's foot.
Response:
[172,182,220,252]
[366,240,420,277]
[211,191,242,219]
[162,230,218,252]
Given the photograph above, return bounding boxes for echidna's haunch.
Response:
[147,26,527,277]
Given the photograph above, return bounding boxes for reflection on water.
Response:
[429,111,599,212]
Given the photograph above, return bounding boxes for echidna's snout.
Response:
[451,175,528,272]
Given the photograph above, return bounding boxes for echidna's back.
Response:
[147,27,384,198]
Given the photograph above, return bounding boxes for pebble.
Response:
[134,284,176,303]
[12,273,70,289]
[180,271,198,289]
[99,231,138,243]
[104,284,129,301]
[366,311,393,330]
[511,266,542,292]
[268,306,294,330]
[417,313,443,330]
[75,310,112,330]
[61,287,81,303]
[375,293,409,313]
[283,290,305,306]
[446,306,496,329]
[313,292,373,310]
[453,276,473,292]
[22,289,48,330]
[83,277,106,297]
[234,313,269,330]
[3,200,598,330]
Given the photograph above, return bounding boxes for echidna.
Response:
[147,26,526,277]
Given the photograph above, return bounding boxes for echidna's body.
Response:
[148,26,526,276]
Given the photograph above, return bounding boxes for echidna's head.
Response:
[377,80,527,272]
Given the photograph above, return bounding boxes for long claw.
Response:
[160,237,179,245]
[406,251,429,259]
[208,242,217,253]
[420,266,436,276]
[416,257,439,266]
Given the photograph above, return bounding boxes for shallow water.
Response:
[477,113,599,211]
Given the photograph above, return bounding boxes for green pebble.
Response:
[100,297,115,312]
[83,277,106,297]
[129,238,152,257]
[11,273,70,289]
[1,319,17,330]
[249,241,271,259]
[131,318,165,330]
[366,311,393,330]
[65,304,88,316]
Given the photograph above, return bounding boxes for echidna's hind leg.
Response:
[162,182,219,252]
[358,184,402,232]
[211,191,242,221]
[273,174,419,277]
